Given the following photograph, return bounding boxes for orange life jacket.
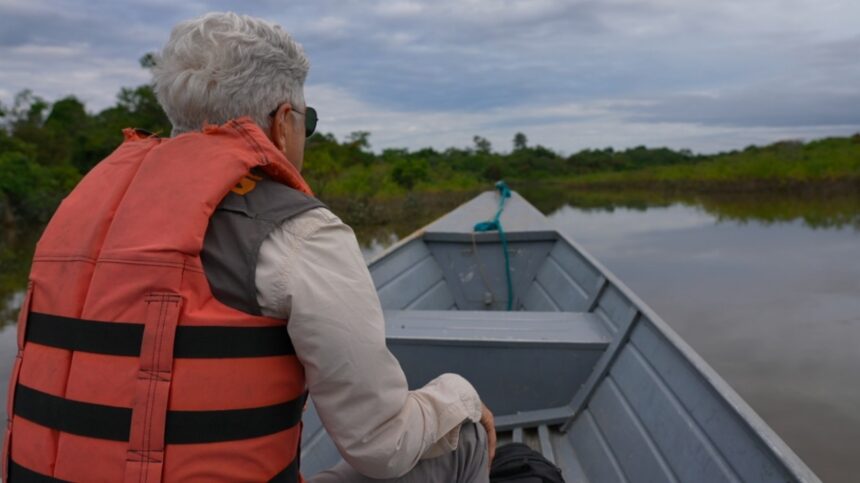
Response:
[4,118,315,482]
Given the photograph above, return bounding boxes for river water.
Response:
[1,190,858,481]
[548,203,860,483]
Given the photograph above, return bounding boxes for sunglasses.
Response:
[269,104,318,138]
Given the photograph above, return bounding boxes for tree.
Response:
[473,135,492,154]
[513,132,528,151]
[139,52,158,69]
[391,158,429,190]
[45,97,87,130]
[40,96,89,167]
[347,131,371,151]
[303,133,344,195]
[0,151,80,222]
[7,90,49,134]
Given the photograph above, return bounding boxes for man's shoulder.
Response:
[274,205,349,242]
[289,205,340,224]
[218,175,327,224]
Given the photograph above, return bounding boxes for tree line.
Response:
[0,82,708,225]
[7,57,855,226]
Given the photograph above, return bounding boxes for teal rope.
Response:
[473,181,514,311]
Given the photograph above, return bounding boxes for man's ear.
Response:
[269,103,292,151]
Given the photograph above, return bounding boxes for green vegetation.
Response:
[515,185,860,231]
[561,137,860,191]
[0,85,172,224]
[0,227,39,324]
[2,57,859,227]
[302,130,860,211]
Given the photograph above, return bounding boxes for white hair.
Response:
[153,12,309,135]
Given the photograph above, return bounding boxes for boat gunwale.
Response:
[552,229,820,483]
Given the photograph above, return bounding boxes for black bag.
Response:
[490,442,565,483]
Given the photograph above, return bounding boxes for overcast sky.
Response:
[1,0,859,153]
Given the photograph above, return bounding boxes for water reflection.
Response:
[550,203,714,239]
[520,185,860,231]
[1,225,39,326]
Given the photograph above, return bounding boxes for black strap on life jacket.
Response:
[24,312,295,358]
[12,311,306,470]
[8,455,299,482]
[13,384,305,444]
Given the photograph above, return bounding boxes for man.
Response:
[3,11,494,483]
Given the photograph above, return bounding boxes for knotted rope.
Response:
[473,181,514,311]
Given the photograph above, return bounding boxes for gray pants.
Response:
[309,423,490,483]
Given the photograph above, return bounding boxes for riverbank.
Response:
[318,134,860,233]
[311,134,860,202]
[538,136,860,192]
[319,181,860,244]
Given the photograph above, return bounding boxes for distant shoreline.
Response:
[528,176,860,194]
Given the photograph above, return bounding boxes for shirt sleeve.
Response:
[255,207,483,479]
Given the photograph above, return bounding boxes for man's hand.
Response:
[480,403,497,464]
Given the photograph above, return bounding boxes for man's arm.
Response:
[255,207,484,479]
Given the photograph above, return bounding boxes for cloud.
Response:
[0,0,858,153]
[0,42,150,109]
[306,83,859,154]
[625,87,860,128]
[374,1,426,18]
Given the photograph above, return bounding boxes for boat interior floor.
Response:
[301,308,608,481]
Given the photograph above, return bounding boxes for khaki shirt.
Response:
[255,207,483,479]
